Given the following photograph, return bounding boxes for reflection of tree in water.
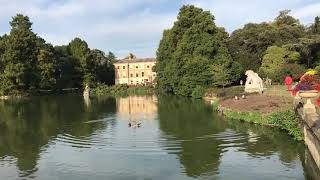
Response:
[157,96,229,177]
[224,118,305,165]
[0,95,116,176]
[157,96,307,178]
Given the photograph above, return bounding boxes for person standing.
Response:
[284,75,293,91]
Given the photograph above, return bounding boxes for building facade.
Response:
[114,54,156,85]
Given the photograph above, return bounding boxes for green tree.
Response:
[259,46,300,81]
[37,44,57,89]
[228,10,304,72]
[0,14,38,94]
[90,50,115,85]
[156,5,240,96]
[274,10,299,26]
[311,16,320,34]
[55,45,82,89]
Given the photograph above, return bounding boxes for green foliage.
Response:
[191,85,205,99]
[259,46,300,81]
[228,11,304,72]
[0,14,115,95]
[92,84,154,96]
[274,10,300,26]
[278,64,306,81]
[0,14,38,94]
[222,108,303,141]
[267,110,304,141]
[156,5,240,97]
[37,44,57,89]
[224,110,267,124]
[311,16,320,34]
[206,86,245,99]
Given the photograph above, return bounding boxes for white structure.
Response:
[244,70,264,93]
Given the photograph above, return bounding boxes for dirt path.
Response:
[220,93,293,114]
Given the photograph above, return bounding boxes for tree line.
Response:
[0,14,115,96]
[155,5,320,97]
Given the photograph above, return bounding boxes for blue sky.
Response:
[0,0,319,58]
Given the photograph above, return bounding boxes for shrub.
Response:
[222,109,303,141]
[278,64,306,82]
[191,85,205,98]
[267,110,303,140]
[92,84,154,96]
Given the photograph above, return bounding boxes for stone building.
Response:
[114,53,156,85]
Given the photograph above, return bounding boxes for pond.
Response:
[0,95,318,180]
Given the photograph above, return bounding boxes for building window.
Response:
[136,65,139,69]
[142,72,144,77]
[147,65,150,68]
[130,73,133,78]
[123,66,125,69]
[117,66,120,69]
[146,79,148,82]
[136,73,139,77]
[131,80,133,84]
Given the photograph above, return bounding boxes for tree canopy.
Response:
[0,14,115,95]
[156,5,240,96]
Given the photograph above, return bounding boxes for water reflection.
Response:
[0,95,318,180]
[156,96,315,179]
[0,95,116,177]
[116,95,157,120]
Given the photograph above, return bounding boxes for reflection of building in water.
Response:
[116,96,157,120]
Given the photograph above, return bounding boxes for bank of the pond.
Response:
[214,95,304,141]
[92,84,155,96]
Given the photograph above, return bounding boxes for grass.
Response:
[206,86,252,100]
[220,108,303,141]
[92,84,155,97]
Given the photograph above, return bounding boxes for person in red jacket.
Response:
[284,75,293,91]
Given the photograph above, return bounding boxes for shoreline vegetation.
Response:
[208,86,304,141]
[92,84,155,97]
[216,106,304,141]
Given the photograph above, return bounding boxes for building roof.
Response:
[114,57,156,64]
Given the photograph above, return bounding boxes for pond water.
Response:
[0,95,319,180]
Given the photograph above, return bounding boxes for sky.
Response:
[0,0,320,58]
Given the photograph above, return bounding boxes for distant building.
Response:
[114,53,156,85]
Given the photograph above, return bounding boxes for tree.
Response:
[90,50,115,85]
[0,14,38,94]
[156,5,240,96]
[274,10,299,26]
[259,46,300,81]
[55,45,82,89]
[68,38,90,69]
[37,44,57,89]
[228,10,304,72]
[311,16,320,34]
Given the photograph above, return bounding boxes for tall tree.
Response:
[37,43,57,89]
[311,16,320,34]
[0,14,38,94]
[55,45,82,89]
[156,5,240,96]
[228,10,304,72]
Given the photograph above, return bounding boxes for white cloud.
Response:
[293,2,320,24]
[0,0,319,58]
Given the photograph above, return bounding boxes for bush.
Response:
[191,85,205,98]
[222,108,303,141]
[277,64,306,82]
[267,110,303,140]
[92,83,154,96]
[206,86,245,99]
